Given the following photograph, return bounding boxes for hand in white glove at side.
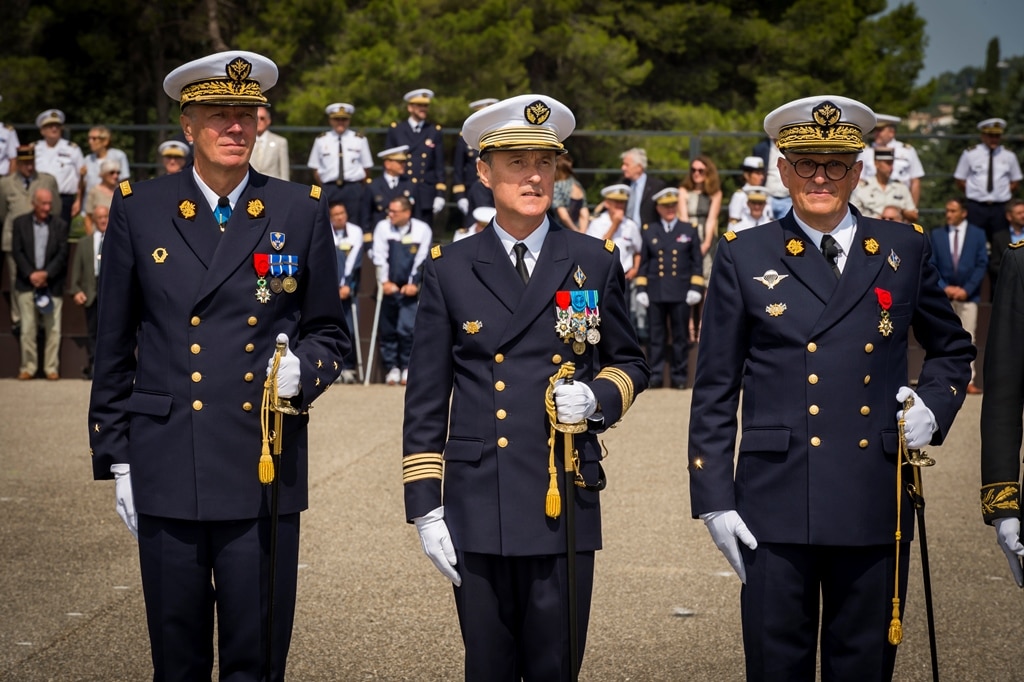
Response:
[896,386,937,448]
[413,506,462,586]
[111,463,138,540]
[456,198,470,215]
[700,510,758,583]
[685,290,702,306]
[267,333,301,399]
[553,379,597,424]
[432,196,446,214]
[995,517,1024,587]
[635,291,649,308]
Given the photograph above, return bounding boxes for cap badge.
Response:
[462,320,483,334]
[226,57,253,93]
[525,100,552,126]
[247,199,265,219]
[863,237,880,255]
[270,232,285,251]
[785,238,805,256]
[812,101,842,130]
[766,303,787,317]
[887,249,901,272]
[178,200,197,221]
[753,269,789,290]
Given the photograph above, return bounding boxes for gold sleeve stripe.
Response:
[435,183,448,191]
[634,276,648,286]
[981,482,1021,516]
[690,275,705,286]
[595,367,635,416]
[404,453,443,466]
[404,469,443,484]
[452,184,466,194]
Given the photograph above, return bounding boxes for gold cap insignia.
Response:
[754,269,789,289]
[863,237,880,255]
[178,200,197,220]
[247,199,265,218]
[152,247,169,264]
[766,303,787,317]
[786,238,805,256]
[463,320,483,334]
[226,57,252,87]
[119,180,133,197]
[525,100,551,125]
[813,101,842,128]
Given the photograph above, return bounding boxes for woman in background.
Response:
[553,153,590,232]
[678,154,722,341]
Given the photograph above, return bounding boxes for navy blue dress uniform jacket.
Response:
[689,210,974,546]
[89,169,349,521]
[366,174,414,230]
[634,219,704,302]
[403,218,649,556]
[385,121,446,215]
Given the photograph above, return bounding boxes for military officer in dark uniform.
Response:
[403,94,649,681]
[981,240,1024,586]
[634,187,703,388]
[366,145,415,229]
[452,98,498,225]
[689,95,974,681]
[89,50,348,681]
[384,88,446,223]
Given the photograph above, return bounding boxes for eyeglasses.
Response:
[386,208,409,214]
[786,158,855,181]
[105,171,120,176]
[690,167,706,175]
[88,135,108,141]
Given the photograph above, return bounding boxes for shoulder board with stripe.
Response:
[310,185,322,200]
[724,231,737,241]
[431,244,443,260]
[119,180,133,197]
[604,239,615,253]
[912,223,923,234]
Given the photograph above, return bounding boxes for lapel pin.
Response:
[765,303,787,317]
[887,249,901,272]
[754,269,789,290]
[863,237,880,255]
[178,200,196,221]
[463,320,483,334]
[152,247,168,264]
[270,232,285,251]
[785,238,805,256]
[247,199,266,219]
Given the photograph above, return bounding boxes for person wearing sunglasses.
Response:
[82,124,130,197]
[83,159,120,234]
[689,95,974,681]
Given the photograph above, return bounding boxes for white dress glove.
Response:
[267,333,301,399]
[685,290,702,306]
[995,517,1024,587]
[553,379,597,424]
[111,463,138,540]
[413,506,462,586]
[635,291,649,308]
[456,198,470,215]
[896,386,937,448]
[432,196,446,214]
[700,510,758,583]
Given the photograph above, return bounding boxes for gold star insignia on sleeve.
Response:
[315,377,321,386]
[692,457,703,470]
[333,361,339,370]
[317,359,323,368]
[94,423,100,432]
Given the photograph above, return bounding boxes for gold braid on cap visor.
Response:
[776,122,865,153]
[478,127,564,152]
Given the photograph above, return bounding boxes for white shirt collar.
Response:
[192,167,249,213]
[492,216,550,271]
[793,207,857,256]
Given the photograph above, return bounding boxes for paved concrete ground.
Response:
[1,379,1022,680]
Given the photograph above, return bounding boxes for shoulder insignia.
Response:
[355,131,364,138]
[69,141,79,148]
[363,232,373,243]
[724,231,738,242]
[1009,241,1024,250]
[604,239,615,253]
[310,185,321,200]
[912,223,924,234]
[317,131,329,138]
[431,244,442,260]
[119,180,133,197]
[4,123,12,130]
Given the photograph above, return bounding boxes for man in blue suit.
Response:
[689,95,974,681]
[929,196,988,394]
[402,94,648,680]
[384,89,447,223]
[89,50,348,681]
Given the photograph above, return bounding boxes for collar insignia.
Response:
[247,199,265,218]
[887,249,901,272]
[753,269,789,290]
[785,238,805,256]
[178,200,196,221]
[863,237,880,255]
[270,232,285,251]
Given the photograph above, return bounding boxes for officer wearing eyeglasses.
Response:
[688,95,974,681]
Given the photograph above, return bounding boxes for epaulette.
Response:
[912,223,923,234]
[119,180,133,197]
[1009,241,1024,250]
[604,239,615,253]
[431,244,442,259]
[310,185,321,200]
[724,231,738,242]
[355,131,364,138]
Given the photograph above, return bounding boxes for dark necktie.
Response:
[215,197,232,232]
[951,227,960,271]
[513,242,530,285]
[24,175,30,190]
[414,123,422,134]
[987,147,995,194]
[820,234,841,279]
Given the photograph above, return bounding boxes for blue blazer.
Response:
[929,222,988,302]
[89,169,349,521]
[689,208,974,546]
[403,217,649,556]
